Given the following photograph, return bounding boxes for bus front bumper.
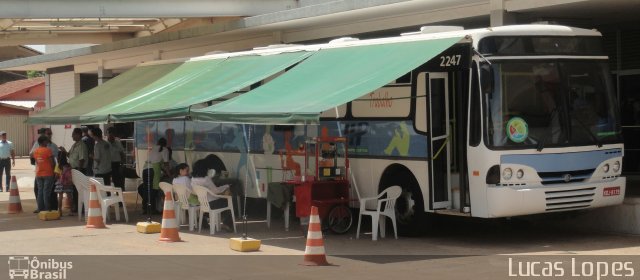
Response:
[485,177,626,218]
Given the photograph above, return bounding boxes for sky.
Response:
[27,45,46,53]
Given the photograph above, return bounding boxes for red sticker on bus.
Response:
[603,186,620,196]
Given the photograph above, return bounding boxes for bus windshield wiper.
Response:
[535,135,546,152]
[569,112,602,148]
[536,106,559,152]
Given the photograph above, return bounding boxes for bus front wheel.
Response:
[379,165,426,236]
[394,185,427,236]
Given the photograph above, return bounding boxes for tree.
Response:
[27,70,44,78]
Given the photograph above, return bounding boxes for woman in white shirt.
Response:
[190,159,232,231]
[148,138,169,192]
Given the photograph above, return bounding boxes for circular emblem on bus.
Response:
[563,174,572,182]
[506,117,529,143]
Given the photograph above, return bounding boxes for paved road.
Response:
[1,158,639,279]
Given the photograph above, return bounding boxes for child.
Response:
[54,150,74,215]
[172,163,198,206]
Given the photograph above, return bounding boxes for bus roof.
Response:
[140,24,601,67]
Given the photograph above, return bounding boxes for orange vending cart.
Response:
[288,137,353,234]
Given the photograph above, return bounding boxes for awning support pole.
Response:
[241,124,251,239]
[334,107,361,201]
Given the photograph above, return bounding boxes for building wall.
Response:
[48,71,79,149]
[0,115,31,156]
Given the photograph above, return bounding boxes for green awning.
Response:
[27,63,181,124]
[190,37,462,124]
[90,51,312,122]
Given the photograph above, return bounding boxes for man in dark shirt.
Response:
[81,126,95,176]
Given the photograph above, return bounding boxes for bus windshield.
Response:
[483,60,622,149]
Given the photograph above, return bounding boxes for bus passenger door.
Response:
[428,72,451,209]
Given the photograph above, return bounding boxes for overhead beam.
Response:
[135,18,183,37]
[0,19,20,31]
[0,32,134,46]
[505,0,589,12]
[0,0,298,18]
[280,2,489,43]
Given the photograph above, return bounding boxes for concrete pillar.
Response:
[490,0,516,27]
[46,66,79,148]
[44,73,51,109]
[95,66,111,135]
[97,66,113,85]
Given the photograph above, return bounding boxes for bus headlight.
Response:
[602,164,610,173]
[516,169,524,179]
[613,161,620,172]
[502,168,513,180]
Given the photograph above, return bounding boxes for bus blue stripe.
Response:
[501,149,621,172]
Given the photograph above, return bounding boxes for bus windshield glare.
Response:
[483,60,622,149]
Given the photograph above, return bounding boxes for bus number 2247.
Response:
[440,55,462,67]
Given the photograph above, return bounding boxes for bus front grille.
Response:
[538,169,595,185]
[544,187,595,211]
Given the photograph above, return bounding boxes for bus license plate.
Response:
[603,187,620,196]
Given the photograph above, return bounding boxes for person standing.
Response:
[65,128,88,174]
[149,138,169,191]
[81,126,95,176]
[138,138,168,214]
[33,136,55,212]
[62,128,88,213]
[29,128,59,212]
[30,128,58,160]
[0,131,16,192]
[107,127,125,190]
[90,127,112,186]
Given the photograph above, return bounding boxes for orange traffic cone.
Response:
[301,206,330,266]
[86,183,106,229]
[158,191,181,242]
[8,176,22,214]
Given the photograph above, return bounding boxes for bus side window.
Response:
[469,63,482,147]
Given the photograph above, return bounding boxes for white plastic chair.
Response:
[356,185,402,241]
[158,182,180,215]
[266,200,290,230]
[71,169,90,221]
[158,182,174,200]
[124,178,142,210]
[192,184,236,235]
[172,183,200,231]
[89,177,129,224]
[209,168,242,218]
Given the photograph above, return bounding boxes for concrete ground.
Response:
[1,158,639,279]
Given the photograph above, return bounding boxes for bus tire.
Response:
[202,154,227,173]
[379,168,426,236]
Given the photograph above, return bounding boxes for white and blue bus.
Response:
[135,25,624,232]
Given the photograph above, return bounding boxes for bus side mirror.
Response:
[480,64,494,95]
